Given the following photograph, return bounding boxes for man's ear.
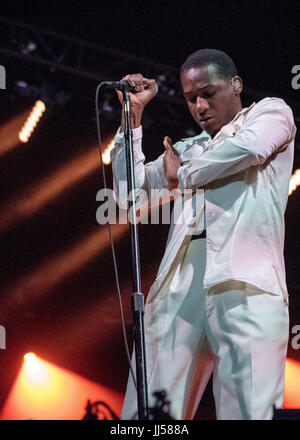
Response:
[231,75,243,95]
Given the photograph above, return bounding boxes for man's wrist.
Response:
[120,106,144,131]
[130,111,143,129]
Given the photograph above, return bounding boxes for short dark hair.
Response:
[180,49,237,79]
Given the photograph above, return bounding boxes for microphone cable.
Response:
[95,83,137,390]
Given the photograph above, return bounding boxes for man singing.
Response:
[110,49,296,420]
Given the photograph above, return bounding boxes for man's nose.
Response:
[196,97,209,114]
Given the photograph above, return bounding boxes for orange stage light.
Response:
[289,168,300,195]
[0,140,114,235]
[24,352,36,362]
[0,353,123,420]
[0,223,128,321]
[23,352,49,383]
[102,139,115,165]
[283,357,300,409]
[1,353,299,420]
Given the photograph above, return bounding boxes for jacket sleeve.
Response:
[110,125,169,208]
[177,98,297,190]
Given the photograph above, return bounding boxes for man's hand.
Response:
[117,73,158,130]
[163,136,181,190]
[117,74,157,107]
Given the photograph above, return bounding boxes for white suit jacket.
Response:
[111,97,296,304]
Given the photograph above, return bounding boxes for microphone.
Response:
[100,80,135,92]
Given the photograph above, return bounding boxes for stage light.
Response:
[0,354,123,420]
[289,168,300,195]
[20,40,37,55]
[18,100,46,143]
[0,223,128,321]
[24,352,36,362]
[0,139,115,235]
[102,139,115,165]
[23,353,48,383]
[283,357,300,408]
[0,148,97,228]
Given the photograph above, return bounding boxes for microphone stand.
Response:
[121,85,149,420]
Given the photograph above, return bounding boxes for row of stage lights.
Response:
[16,99,114,163]
[18,100,46,143]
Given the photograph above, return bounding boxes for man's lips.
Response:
[199,116,213,122]
[199,116,214,126]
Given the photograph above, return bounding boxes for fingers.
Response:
[116,74,158,109]
[123,73,144,85]
[122,74,144,92]
[163,136,173,151]
[163,136,179,155]
[142,78,158,92]
[121,74,157,94]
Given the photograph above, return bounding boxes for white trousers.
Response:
[121,237,289,420]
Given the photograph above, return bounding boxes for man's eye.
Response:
[188,91,215,103]
[203,91,215,99]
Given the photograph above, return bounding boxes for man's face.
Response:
[181,65,243,137]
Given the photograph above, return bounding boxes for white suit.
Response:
[111,97,296,419]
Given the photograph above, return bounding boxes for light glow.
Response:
[283,357,300,408]
[289,168,300,195]
[102,139,115,165]
[0,223,128,321]
[24,352,36,362]
[24,353,48,383]
[18,100,46,143]
[0,354,123,420]
[0,141,114,235]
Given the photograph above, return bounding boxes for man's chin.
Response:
[198,119,220,137]
[201,125,219,137]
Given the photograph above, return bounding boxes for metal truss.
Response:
[0,16,185,106]
[0,15,299,147]
[0,16,270,105]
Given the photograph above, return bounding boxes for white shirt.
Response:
[111,97,296,303]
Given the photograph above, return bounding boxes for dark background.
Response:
[0,0,299,420]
